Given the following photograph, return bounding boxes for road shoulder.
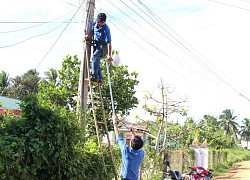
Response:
[215,160,250,179]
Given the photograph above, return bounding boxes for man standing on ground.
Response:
[112,115,145,180]
[85,12,112,83]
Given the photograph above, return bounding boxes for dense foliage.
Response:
[0,54,249,179]
[37,55,80,110]
[0,95,86,178]
[0,54,139,179]
[138,80,250,179]
[7,69,41,99]
[0,70,9,96]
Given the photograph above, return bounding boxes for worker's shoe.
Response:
[90,78,99,83]
[98,79,103,84]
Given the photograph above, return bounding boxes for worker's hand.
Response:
[131,125,136,137]
[84,34,91,41]
[107,55,113,61]
[112,114,118,125]
[129,124,135,130]
[130,124,136,135]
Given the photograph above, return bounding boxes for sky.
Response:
[1,0,250,124]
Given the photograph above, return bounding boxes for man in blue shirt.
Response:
[112,115,145,180]
[85,13,112,83]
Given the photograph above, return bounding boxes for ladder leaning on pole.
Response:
[85,41,118,180]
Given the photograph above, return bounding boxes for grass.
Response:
[213,147,250,177]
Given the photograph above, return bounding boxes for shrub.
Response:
[0,95,87,179]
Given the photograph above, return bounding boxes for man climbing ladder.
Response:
[85,12,112,83]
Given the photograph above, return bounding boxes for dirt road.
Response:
[215,160,250,179]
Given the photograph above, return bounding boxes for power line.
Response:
[77,0,194,72]
[105,13,191,83]
[108,0,250,103]
[104,1,198,73]
[119,0,193,59]
[135,0,250,103]
[103,1,228,89]
[0,21,82,23]
[0,9,83,48]
[35,0,85,69]
[0,10,78,34]
[121,0,211,78]
[207,0,250,11]
[0,23,64,48]
[115,1,221,81]
[101,12,203,88]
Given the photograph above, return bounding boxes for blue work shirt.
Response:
[92,22,111,44]
[116,134,145,180]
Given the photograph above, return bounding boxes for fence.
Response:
[167,148,229,172]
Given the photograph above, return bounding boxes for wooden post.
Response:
[77,0,95,130]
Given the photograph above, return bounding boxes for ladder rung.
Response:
[97,121,106,125]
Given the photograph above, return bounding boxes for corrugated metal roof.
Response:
[0,96,20,109]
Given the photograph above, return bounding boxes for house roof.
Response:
[119,120,147,132]
[126,132,144,139]
[0,96,20,110]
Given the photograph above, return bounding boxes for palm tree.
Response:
[218,109,239,144]
[0,70,10,95]
[7,69,41,99]
[240,118,250,148]
[202,114,219,131]
[44,68,58,85]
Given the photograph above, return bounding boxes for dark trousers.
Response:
[91,45,107,80]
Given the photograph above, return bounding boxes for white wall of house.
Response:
[241,140,250,149]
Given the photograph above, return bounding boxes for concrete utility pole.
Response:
[77,0,95,129]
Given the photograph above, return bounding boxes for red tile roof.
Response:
[0,108,21,116]
[126,132,144,139]
[119,120,147,131]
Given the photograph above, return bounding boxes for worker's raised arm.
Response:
[112,114,120,136]
[130,125,136,138]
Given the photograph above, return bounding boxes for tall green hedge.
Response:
[0,95,85,179]
[0,95,117,179]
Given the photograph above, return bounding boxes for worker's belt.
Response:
[92,40,107,47]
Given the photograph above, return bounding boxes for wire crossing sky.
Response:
[1,0,250,122]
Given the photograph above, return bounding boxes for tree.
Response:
[0,70,10,96]
[219,109,239,145]
[99,59,139,116]
[37,55,80,110]
[0,94,83,178]
[7,69,41,99]
[198,115,219,141]
[44,68,58,85]
[140,80,187,179]
[0,94,116,179]
[198,115,232,149]
[0,53,138,179]
[240,118,250,148]
[202,114,219,129]
[37,54,139,136]
[142,79,187,153]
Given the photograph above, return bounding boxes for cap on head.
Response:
[97,13,106,23]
